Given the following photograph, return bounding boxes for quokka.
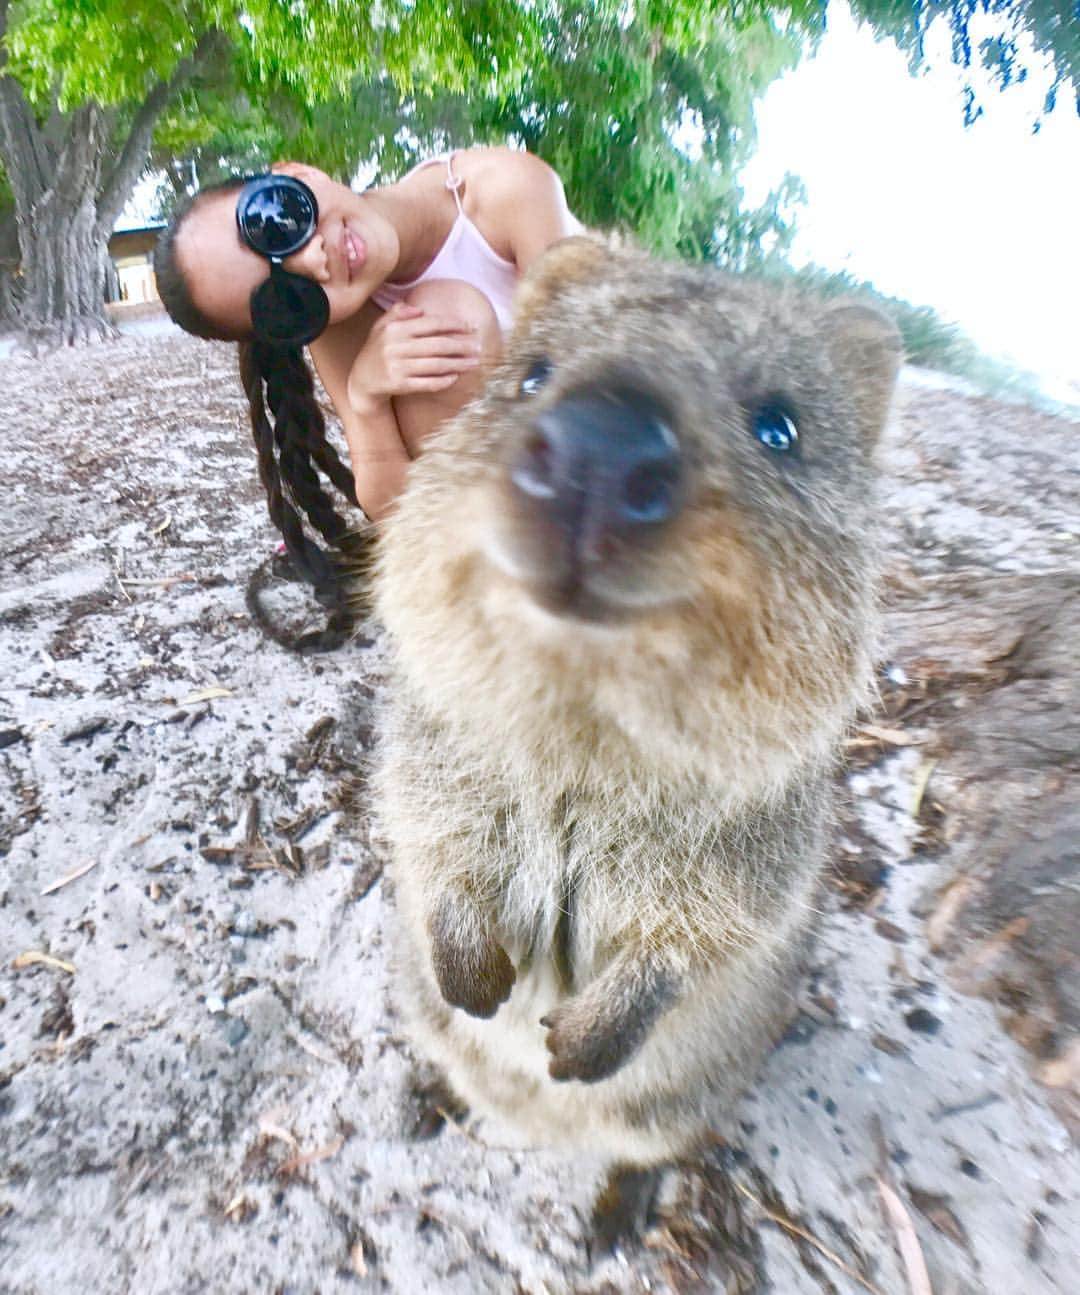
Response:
[373,236,901,1172]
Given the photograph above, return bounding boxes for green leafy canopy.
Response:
[5,0,543,110]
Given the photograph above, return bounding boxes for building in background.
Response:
[107,224,164,305]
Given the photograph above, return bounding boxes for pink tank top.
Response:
[371,154,519,332]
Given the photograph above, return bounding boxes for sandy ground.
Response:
[1,328,1077,1294]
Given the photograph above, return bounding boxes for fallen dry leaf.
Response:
[858,724,917,747]
[906,1185,970,1250]
[949,916,1030,991]
[872,1032,909,1058]
[349,1241,368,1277]
[926,875,978,952]
[177,686,234,706]
[223,1193,257,1223]
[872,1115,934,1295]
[877,1178,934,1295]
[910,759,938,818]
[12,950,76,975]
[257,1108,298,1149]
[1037,1038,1080,1090]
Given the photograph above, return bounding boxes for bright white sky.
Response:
[740,1,1080,386]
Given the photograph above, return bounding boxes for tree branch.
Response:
[52,103,108,206]
[0,0,57,208]
[96,28,226,235]
[0,84,53,211]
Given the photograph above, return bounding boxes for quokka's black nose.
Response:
[510,387,683,560]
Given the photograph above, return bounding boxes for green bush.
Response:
[752,259,1065,411]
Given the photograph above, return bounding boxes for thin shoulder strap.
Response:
[445,152,465,214]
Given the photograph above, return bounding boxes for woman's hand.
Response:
[346,302,482,414]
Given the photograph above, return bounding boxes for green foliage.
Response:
[347,2,822,263]
[7,0,204,107]
[5,0,541,111]
[492,2,811,257]
[847,0,1080,120]
[760,260,1052,404]
[5,0,817,265]
[767,261,971,365]
[121,0,822,264]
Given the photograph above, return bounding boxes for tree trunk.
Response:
[19,193,114,349]
[0,3,221,351]
[13,104,115,350]
[0,207,16,323]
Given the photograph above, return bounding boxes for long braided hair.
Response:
[154,180,373,652]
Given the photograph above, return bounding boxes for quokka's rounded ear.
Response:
[821,301,904,440]
[511,235,618,341]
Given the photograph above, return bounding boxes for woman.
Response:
[154,147,583,645]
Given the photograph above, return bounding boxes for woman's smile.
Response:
[343,224,366,281]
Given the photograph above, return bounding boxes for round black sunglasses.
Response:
[235,174,330,348]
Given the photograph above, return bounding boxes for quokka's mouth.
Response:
[511,558,693,627]
[522,576,631,625]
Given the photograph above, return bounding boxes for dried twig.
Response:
[117,572,197,588]
[111,555,133,603]
[731,1178,885,1295]
[277,1135,345,1178]
[223,1193,252,1221]
[41,860,99,896]
[361,1202,477,1255]
[430,1108,523,1152]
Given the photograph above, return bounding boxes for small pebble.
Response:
[905,1007,942,1036]
[222,1017,249,1047]
[231,910,259,938]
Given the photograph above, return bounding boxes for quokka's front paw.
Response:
[540,1000,640,1084]
[431,928,516,1019]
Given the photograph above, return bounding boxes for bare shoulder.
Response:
[460,146,564,191]
[456,147,582,266]
[458,148,571,218]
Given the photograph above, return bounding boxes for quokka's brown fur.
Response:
[373,237,902,1164]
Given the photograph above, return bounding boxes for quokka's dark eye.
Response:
[752,403,799,453]
[519,358,553,398]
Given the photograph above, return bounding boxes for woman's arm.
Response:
[311,297,485,520]
[309,301,411,521]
